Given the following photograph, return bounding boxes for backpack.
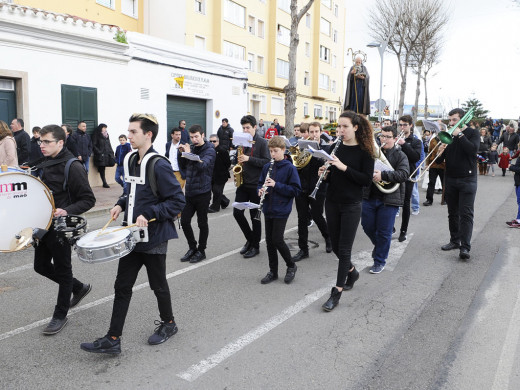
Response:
[126,152,171,198]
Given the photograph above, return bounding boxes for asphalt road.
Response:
[0,173,519,390]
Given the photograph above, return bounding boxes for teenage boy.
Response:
[81,113,185,354]
[233,115,271,258]
[34,124,95,335]
[165,127,186,188]
[258,136,301,284]
[114,134,132,192]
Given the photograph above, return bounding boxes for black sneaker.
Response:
[239,241,251,255]
[43,317,68,335]
[284,265,297,284]
[180,248,196,262]
[81,335,121,354]
[148,320,178,345]
[398,231,407,242]
[291,250,309,262]
[261,272,278,284]
[189,250,206,263]
[70,283,92,308]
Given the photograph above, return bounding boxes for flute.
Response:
[309,135,343,199]
[254,158,275,221]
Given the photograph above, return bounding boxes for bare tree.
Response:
[283,0,314,138]
[369,0,448,117]
[420,42,441,120]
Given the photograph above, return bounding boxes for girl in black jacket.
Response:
[92,123,115,188]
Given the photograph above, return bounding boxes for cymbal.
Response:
[9,228,34,252]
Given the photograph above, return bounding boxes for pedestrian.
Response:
[233,115,271,258]
[208,134,231,213]
[34,124,95,335]
[178,125,216,263]
[258,136,301,284]
[423,133,446,206]
[62,124,77,157]
[288,124,301,145]
[498,147,511,176]
[69,121,92,173]
[320,111,375,311]
[265,122,278,139]
[437,108,480,260]
[0,120,18,166]
[80,113,185,354]
[506,150,520,227]
[487,143,499,176]
[29,126,44,176]
[178,119,190,145]
[257,119,267,138]
[217,118,234,151]
[114,134,132,191]
[478,127,492,175]
[165,127,186,189]
[91,123,116,188]
[10,118,30,165]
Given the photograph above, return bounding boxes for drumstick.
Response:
[98,218,157,236]
[96,217,115,237]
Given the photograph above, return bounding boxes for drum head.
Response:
[76,227,131,248]
[0,171,54,252]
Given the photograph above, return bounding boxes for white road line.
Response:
[492,247,520,390]
[0,263,33,276]
[0,227,297,342]
[176,236,413,382]
[177,284,332,382]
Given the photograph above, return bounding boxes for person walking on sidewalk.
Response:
[91,123,116,188]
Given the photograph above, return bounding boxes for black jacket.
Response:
[217,124,234,151]
[498,131,520,151]
[400,133,422,178]
[92,133,115,167]
[212,144,231,185]
[29,136,44,162]
[70,129,93,162]
[297,155,325,194]
[13,129,30,165]
[510,155,520,187]
[438,127,480,178]
[40,148,96,215]
[241,133,271,188]
[363,146,410,207]
[478,134,492,153]
[116,147,186,252]
[178,140,216,197]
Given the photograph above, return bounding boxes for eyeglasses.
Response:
[380,135,394,139]
[210,140,218,143]
[399,123,409,127]
[37,139,58,146]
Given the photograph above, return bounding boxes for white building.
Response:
[0,3,248,184]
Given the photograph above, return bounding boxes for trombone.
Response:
[409,107,475,182]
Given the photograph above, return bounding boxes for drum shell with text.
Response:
[0,168,54,252]
[75,226,136,264]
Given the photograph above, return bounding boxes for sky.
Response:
[344,0,520,119]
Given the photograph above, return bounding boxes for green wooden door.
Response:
[61,84,98,134]
[0,90,16,125]
[166,95,207,141]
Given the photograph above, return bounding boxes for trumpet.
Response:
[254,158,275,221]
[409,107,475,182]
[309,135,343,199]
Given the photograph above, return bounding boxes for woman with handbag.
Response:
[92,123,115,188]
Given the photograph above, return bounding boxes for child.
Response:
[487,143,498,177]
[257,136,301,284]
[507,152,520,227]
[114,134,132,191]
[264,122,278,139]
[498,147,511,176]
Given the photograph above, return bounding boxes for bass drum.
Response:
[0,167,54,252]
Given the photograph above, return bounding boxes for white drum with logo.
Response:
[0,167,54,252]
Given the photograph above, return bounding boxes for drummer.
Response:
[81,113,185,355]
[34,124,96,335]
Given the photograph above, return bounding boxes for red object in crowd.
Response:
[498,152,511,169]
[265,128,278,139]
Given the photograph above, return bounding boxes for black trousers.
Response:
[210,182,229,210]
[233,185,262,249]
[445,176,477,251]
[295,192,329,251]
[98,166,107,185]
[181,191,211,251]
[265,216,295,274]
[426,168,445,203]
[109,251,173,337]
[325,200,361,288]
[34,232,84,319]
[400,180,414,233]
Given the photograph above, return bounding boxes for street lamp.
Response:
[367,41,386,123]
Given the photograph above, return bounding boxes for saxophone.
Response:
[233,146,243,187]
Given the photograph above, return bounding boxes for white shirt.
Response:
[170,141,181,171]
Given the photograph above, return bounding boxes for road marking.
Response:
[177,284,332,382]
[492,247,520,390]
[176,235,413,382]
[0,263,33,276]
[0,227,297,342]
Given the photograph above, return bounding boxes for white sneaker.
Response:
[412,210,419,215]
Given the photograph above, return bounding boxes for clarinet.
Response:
[309,135,343,199]
[254,158,275,221]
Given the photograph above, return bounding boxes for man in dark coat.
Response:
[10,118,30,165]
[498,122,520,156]
[70,121,93,173]
[217,118,234,151]
[208,134,231,213]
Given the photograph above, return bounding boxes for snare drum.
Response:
[0,167,54,252]
[75,226,136,264]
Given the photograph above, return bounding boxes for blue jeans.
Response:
[115,165,127,191]
[361,198,398,266]
[516,186,520,220]
[83,158,90,174]
[411,181,420,212]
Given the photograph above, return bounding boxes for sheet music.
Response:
[232,132,254,147]
[232,201,260,210]
[297,140,320,150]
[308,146,334,161]
[181,152,201,162]
[374,158,394,172]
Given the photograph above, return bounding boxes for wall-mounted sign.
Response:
[171,73,210,97]
[215,110,220,118]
